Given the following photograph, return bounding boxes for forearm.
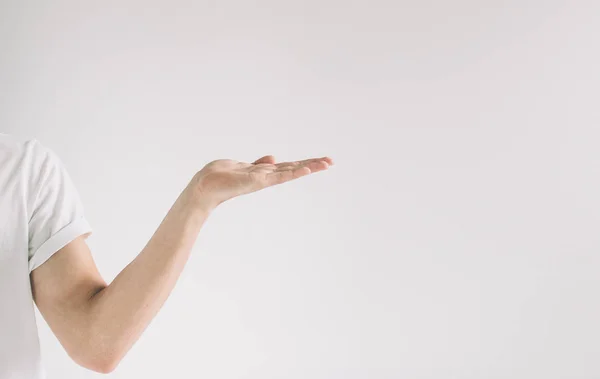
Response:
[86,186,213,367]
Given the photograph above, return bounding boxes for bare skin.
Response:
[30,154,334,373]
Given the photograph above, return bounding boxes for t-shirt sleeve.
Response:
[27,141,92,272]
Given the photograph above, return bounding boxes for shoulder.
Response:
[0,135,65,202]
[0,133,50,162]
[0,134,60,173]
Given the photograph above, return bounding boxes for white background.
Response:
[2,1,600,378]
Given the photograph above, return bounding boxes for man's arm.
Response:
[31,155,332,373]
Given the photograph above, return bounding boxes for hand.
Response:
[187,155,334,210]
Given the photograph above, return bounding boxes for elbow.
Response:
[69,344,123,374]
[86,357,120,374]
[76,353,121,374]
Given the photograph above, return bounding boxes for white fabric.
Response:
[0,134,92,379]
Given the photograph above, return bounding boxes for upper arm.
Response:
[30,235,107,358]
[24,140,106,361]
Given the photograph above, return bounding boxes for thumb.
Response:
[253,155,276,165]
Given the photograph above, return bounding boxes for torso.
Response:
[0,134,46,379]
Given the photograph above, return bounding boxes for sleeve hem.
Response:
[28,217,93,273]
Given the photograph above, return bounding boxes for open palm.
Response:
[194,155,334,206]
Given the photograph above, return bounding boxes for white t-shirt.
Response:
[0,134,92,379]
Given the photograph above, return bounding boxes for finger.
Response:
[274,157,332,171]
[276,160,330,174]
[265,159,332,186]
[321,156,334,165]
[273,157,321,169]
[305,156,334,166]
[266,166,311,186]
[250,165,277,174]
[253,155,276,165]
[303,159,330,173]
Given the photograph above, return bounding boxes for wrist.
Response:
[182,177,221,214]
